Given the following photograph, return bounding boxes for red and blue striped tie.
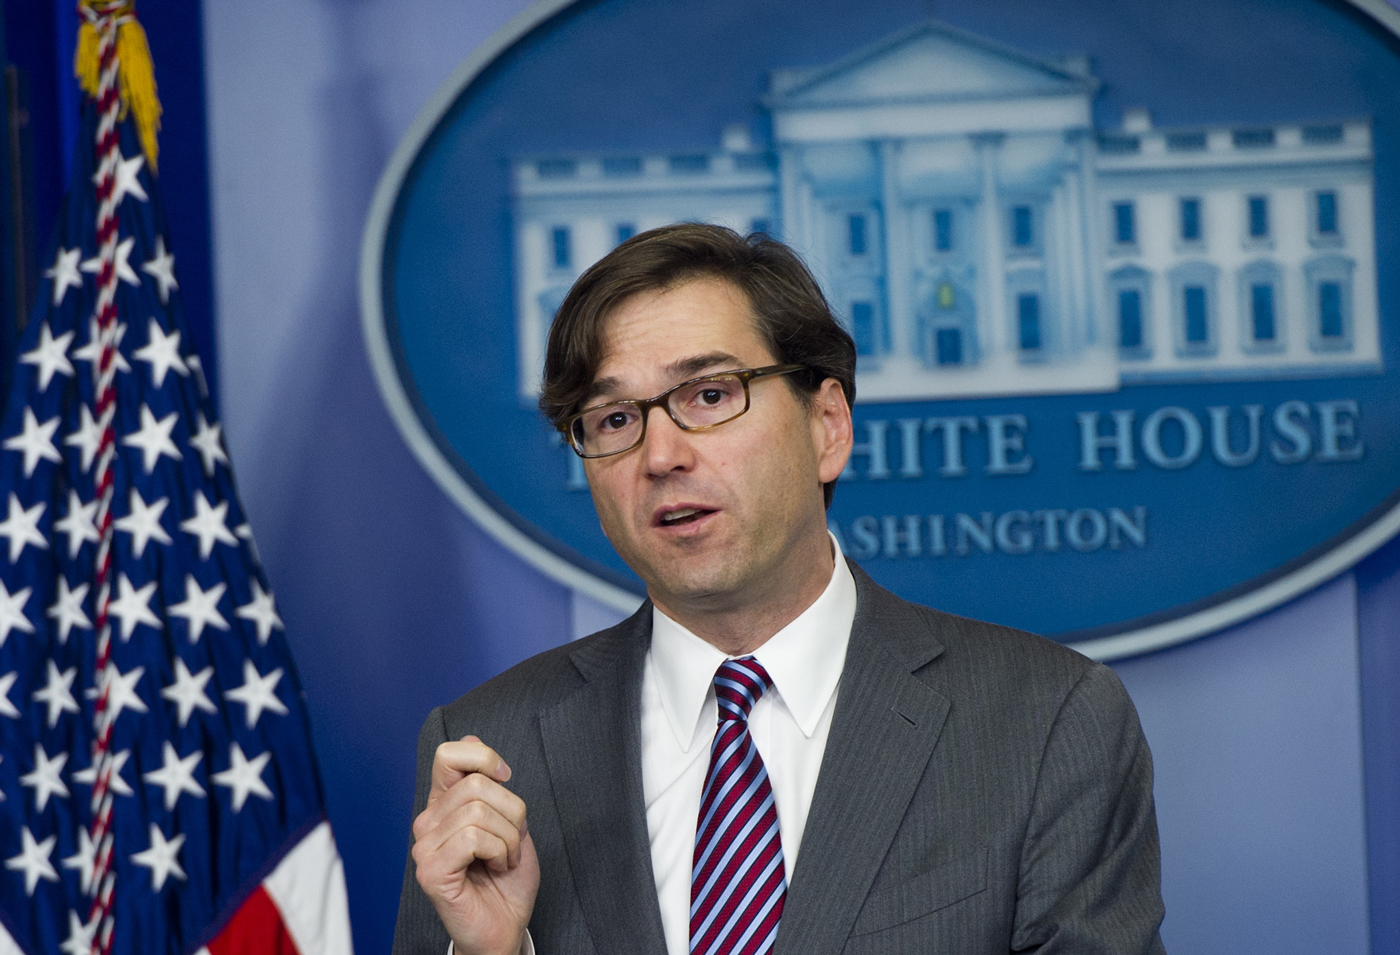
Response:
[690,657,787,955]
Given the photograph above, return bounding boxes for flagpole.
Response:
[80,4,131,952]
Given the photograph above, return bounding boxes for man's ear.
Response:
[811,378,853,486]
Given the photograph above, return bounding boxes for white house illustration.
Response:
[511,20,1381,402]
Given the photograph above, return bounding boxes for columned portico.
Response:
[974,132,1007,360]
[879,139,912,359]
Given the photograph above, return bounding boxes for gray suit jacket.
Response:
[392,565,1166,954]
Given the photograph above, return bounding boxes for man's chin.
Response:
[645,564,749,611]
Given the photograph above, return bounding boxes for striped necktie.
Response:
[690,657,787,955]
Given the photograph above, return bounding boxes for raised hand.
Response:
[412,735,540,955]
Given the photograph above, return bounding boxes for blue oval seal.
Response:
[360,0,1400,659]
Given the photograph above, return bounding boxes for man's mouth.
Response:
[657,507,714,527]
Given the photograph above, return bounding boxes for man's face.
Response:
[582,277,851,616]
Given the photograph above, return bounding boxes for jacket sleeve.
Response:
[391,706,455,955]
[1010,663,1167,954]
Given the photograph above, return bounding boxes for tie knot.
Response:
[714,657,772,723]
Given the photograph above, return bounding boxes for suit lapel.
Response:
[775,566,951,955]
[538,608,669,954]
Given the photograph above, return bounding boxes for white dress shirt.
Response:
[641,540,857,955]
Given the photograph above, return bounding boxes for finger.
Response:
[414,770,528,842]
[414,822,513,884]
[422,797,523,868]
[442,822,513,875]
[429,736,512,798]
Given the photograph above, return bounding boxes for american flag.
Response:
[0,4,352,955]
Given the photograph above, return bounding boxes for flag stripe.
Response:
[206,886,300,955]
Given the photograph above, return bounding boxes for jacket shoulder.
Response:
[436,604,648,733]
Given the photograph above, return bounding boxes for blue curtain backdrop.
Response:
[4,1,1399,953]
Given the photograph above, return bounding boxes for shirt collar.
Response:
[649,533,857,750]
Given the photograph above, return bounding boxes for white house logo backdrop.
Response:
[361,0,1400,659]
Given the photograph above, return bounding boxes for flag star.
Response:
[5,827,58,895]
[186,353,209,397]
[80,235,140,287]
[53,491,100,560]
[131,824,186,892]
[72,317,131,374]
[225,660,289,729]
[122,404,182,474]
[142,235,178,303]
[72,749,134,796]
[61,829,97,896]
[168,575,228,642]
[133,318,189,388]
[212,743,273,812]
[114,488,172,557]
[236,523,262,566]
[0,671,17,718]
[64,404,110,474]
[19,744,69,811]
[100,150,149,207]
[44,246,84,306]
[189,414,228,476]
[162,657,217,728]
[236,580,283,645]
[60,910,101,955]
[107,574,161,640]
[32,661,78,727]
[0,494,46,562]
[0,578,34,648]
[180,491,236,559]
[48,577,92,645]
[143,742,205,810]
[86,662,149,724]
[4,407,63,477]
[19,324,75,391]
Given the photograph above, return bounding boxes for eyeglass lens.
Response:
[571,374,749,456]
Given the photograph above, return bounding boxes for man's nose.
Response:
[641,405,695,475]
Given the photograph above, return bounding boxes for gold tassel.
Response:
[73,4,164,173]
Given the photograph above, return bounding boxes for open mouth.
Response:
[658,507,715,527]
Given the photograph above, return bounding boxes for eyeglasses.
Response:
[560,364,808,458]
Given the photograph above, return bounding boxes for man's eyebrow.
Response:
[583,352,744,405]
[664,352,743,380]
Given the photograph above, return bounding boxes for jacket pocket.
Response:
[847,846,988,937]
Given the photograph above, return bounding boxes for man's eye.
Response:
[599,411,634,432]
[698,388,726,405]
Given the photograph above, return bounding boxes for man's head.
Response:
[539,224,856,626]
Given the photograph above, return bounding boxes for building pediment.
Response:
[768,20,1096,110]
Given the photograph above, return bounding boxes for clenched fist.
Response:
[412,736,540,955]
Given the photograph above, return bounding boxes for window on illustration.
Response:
[1184,286,1209,343]
[1251,283,1276,342]
[1180,198,1201,242]
[1113,202,1135,245]
[851,301,876,355]
[1316,192,1339,236]
[936,328,962,366]
[551,227,571,269]
[933,208,953,252]
[1248,196,1269,239]
[1012,205,1033,248]
[848,215,868,256]
[1119,289,1143,350]
[1319,282,1345,339]
[1017,294,1042,351]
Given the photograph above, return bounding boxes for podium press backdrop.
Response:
[4,0,1400,953]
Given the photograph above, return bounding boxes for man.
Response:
[393,224,1166,955]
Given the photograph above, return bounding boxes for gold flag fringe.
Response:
[75,4,163,172]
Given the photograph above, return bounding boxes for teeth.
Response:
[663,508,701,523]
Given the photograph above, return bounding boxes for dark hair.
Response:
[539,223,857,505]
